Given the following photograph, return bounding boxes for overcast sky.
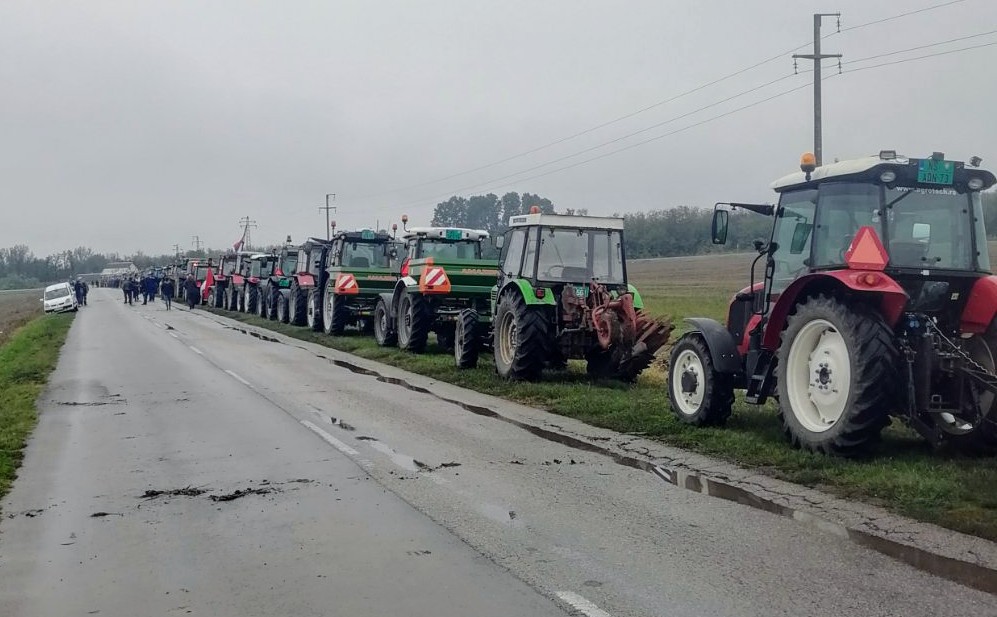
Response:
[2,0,995,257]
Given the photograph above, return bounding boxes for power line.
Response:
[842,29,997,65]
[348,0,971,203]
[843,40,997,73]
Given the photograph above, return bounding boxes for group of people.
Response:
[120,274,167,306]
[116,273,200,311]
[73,278,89,307]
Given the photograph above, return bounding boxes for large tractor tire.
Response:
[397,293,431,353]
[245,286,259,315]
[258,286,272,319]
[213,286,225,308]
[374,298,396,347]
[323,286,349,335]
[306,288,323,331]
[937,326,997,454]
[777,295,898,457]
[493,291,549,381]
[667,334,734,426]
[288,282,307,326]
[454,308,480,369]
[586,312,624,380]
[231,287,242,312]
[276,293,290,324]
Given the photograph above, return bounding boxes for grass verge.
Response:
[0,313,75,499]
[209,306,997,542]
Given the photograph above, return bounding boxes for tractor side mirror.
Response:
[711,210,729,245]
[912,223,931,243]
[493,235,505,249]
[790,223,813,254]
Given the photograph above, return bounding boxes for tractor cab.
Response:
[328,229,398,270]
[402,227,488,270]
[673,150,997,457]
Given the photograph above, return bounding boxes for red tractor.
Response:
[669,151,997,456]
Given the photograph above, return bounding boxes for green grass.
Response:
[0,313,74,500]
[212,304,997,542]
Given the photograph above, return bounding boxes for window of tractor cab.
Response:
[417,239,482,260]
[535,227,625,285]
[501,228,526,276]
[281,253,297,275]
[884,187,974,271]
[342,241,391,269]
[194,265,210,281]
[770,189,817,294]
[811,182,881,268]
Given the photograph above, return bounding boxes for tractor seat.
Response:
[349,257,370,268]
[561,266,591,281]
[889,242,927,266]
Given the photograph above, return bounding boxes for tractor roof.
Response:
[507,212,624,230]
[772,151,996,192]
[403,227,489,241]
[335,229,393,242]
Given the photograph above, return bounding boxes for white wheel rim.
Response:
[786,319,851,433]
[673,349,705,416]
[324,290,334,330]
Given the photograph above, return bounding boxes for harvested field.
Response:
[0,290,44,347]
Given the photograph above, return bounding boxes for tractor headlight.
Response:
[968,177,984,190]
[879,170,896,183]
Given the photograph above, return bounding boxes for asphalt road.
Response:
[1,289,994,617]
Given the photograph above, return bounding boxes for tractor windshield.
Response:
[535,227,625,285]
[194,265,210,281]
[811,182,986,272]
[416,239,482,260]
[251,260,274,278]
[342,241,392,269]
[281,253,297,275]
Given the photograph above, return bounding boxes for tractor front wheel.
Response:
[245,286,258,315]
[397,293,431,353]
[306,288,323,331]
[454,309,480,369]
[323,287,349,335]
[778,295,897,456]
[276,294,290,324]
[493,291,548,381]
[289,283,307,326]
[667,334,733,426]
[374,298,396,347]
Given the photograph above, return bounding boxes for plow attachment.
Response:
[589,282,674,380]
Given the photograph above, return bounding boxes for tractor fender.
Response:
[682,318,742,374]
[762,270,908,350]
[377,292,395,319]
[499,279,556,306]
[627,284,645,310]
[961,275,997,334]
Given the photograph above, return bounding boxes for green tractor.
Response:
[259,240,299,321]
[464,211,672,380]
[375,219,498,353]
[318,228,403,335]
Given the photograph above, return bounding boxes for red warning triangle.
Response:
[845,226,889,271]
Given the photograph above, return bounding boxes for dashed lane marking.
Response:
[301,420,359,456]
[224,370,251,386]
[555,592,613,617]
[189,346,203,355]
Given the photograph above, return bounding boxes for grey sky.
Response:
[2,0,995,257]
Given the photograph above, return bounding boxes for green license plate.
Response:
[917,159,954,185]
[445,229,462,240]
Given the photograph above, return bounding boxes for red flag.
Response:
[233,238,244,251]
[201,267,215,302]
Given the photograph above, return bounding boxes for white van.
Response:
[43,282,78,313]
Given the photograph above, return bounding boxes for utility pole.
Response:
[793,13,842,167]
[191,235,203,254]
[172,244,181,259]
[320,193,337,240]
[238,216,258,250]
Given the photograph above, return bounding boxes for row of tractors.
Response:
[199,151,997,458]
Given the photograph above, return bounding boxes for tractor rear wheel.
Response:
[667,334,734,426]
[323,287,349,335]
[454,309,479,369]
[374,298,396,347]
[778,295,897,456]
[937,327,997,454]
[397,293,431,353]
[213,286,224,308]
[257,286,269,318]
[306,288,323,331]
[245,286,258,315]
[493,291,549,381]
[232,288,242,312]
[288,283,307,326]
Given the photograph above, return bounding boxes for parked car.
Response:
[42,282,78,313]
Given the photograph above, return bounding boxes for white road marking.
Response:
[224,370,251,386]
[189,346,203,355]
[169,333,178,339]
[555,592,613,617]
[301,420,359,456]
[366,440,419,472]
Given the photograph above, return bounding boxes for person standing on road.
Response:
[121,278,131,305]
[160,277,175,310]
[81,280,88,306]
[183,274,199,310]
[74,277,86,307]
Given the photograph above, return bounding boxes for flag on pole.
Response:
[233,238,244,251]
[200,267,215,303]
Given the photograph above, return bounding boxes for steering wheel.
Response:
[541,265,566,279]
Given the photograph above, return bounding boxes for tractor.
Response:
[283,237,334,327]
[181,258,214,305]
[669,150,997,456]
[319,228,402,335]
[375,217,498,353]
[211,251,254,310]
[258,240,299,321]
[238,253,276,315]
[466,210,672,381]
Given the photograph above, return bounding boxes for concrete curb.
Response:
[203,311,997,594]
